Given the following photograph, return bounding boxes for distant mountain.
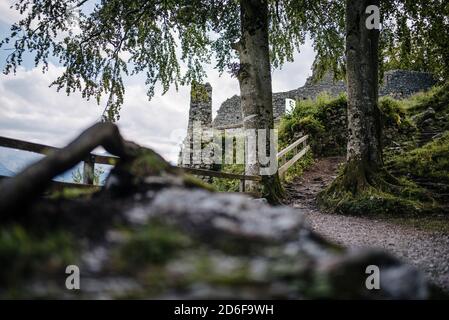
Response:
[0,162,15,177]
[0,147,112,184]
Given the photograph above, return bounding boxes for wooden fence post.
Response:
[239,179,246,192]
[83,155,95,184]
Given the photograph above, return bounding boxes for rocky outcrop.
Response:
[0,123,444,299]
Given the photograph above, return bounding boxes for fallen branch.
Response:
[0,122,139,214]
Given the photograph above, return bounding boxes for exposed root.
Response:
[318,160,437,215]
[261,174,285,205]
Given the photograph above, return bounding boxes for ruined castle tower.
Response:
[187,82,212,134]
[178,83,214,174]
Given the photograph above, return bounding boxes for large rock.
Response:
[0,140,444,299]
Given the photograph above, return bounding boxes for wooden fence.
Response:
[277,135,310,177]
[0,134,309,192]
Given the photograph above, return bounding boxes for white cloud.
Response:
[0,40,315,165]
[0,64,191,163]
[0,0,24,25]
[272,39,316,92]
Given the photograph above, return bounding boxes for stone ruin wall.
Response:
[179,70,436,168]
[212,70,437,129]
[379,70,436,98]
[178,83,213,171]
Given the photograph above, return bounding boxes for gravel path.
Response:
[285,157,449,291]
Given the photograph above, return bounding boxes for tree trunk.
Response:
[319,0,412,213]
[234,0,283,203]
[344,0,382,192]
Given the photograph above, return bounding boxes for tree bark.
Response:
[344,0,382,192]
[235,0,283,202]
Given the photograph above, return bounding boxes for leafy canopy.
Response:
[305,0,449,82]
[1,0,311,121]
[2,0,447,121]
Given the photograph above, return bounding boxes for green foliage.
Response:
[318,85,449,216]
[0,0,314,121]
[127,148,171,177]
[211,164,244,192]
[310,0,449,82]
[50,186,99,200]
[387,131,449,183]
[190,82,210,103]
[279,91,432,161]
[0,226,77,285]
[379,96,417,147]
[380,1,449,81]
[405,83,449,115]
[379,96,408,127]
[318,164,437,216]
[281,150,314,183]
[279,93,348,157]
[182,174,216,192]
[72,166,105,185]
[1,0,446,122]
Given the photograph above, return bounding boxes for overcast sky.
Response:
[0,1,316,164]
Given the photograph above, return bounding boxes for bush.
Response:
[211,164,244,192]
[279,93,348,157]
[281,150,314,183]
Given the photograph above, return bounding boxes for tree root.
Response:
[318,160,437,215]
[262,174,285,205]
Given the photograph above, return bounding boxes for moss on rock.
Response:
[0,226,78,286]
[387,131,449,183]
[317,158,438,216]
[279,93,348,157]
[111,222,193,272]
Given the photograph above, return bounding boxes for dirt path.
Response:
[285,157,449,291]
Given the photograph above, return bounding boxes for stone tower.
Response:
[178,82,214,172]
[187,82,212,134]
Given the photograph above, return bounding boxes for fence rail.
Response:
[277,135,310,177]
[0,135,261,192]
[0,136,118,185]
[0,133,310,192]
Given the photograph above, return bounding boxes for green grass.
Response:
[211,164,244,192]
[386,131,449,183]
[0,226,78,286]
[400,83,449,114]
[293,84,449,216]
[279,93,348,157]
[281,150,314,183]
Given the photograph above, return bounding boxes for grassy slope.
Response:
[278,84,449,216]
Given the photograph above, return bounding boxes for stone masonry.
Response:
[212,70,436,129]
[178,82,213,168]
[179,69,436,169]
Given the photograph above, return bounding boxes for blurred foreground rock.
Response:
[0,124,445,299]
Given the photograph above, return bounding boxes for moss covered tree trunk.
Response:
[343,0,382,193]
[234,0,283,203]
[318,0,425,215]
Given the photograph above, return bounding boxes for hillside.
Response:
[279,83,449,216]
